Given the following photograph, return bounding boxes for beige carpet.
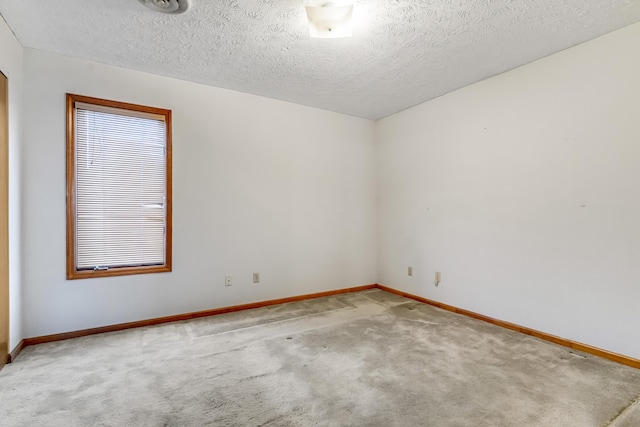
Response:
[1,289,639,426]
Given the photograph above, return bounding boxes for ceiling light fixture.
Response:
[304,1,354,39]
[138,0,191,14]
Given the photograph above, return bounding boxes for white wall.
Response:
[13,18,640,361]
[377,22,640,359]
[0,16,23,351]
[21,48,377,338]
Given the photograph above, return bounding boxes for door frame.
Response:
[0,70,9,369]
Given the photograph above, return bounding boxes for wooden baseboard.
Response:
[8,339,24,363]
[20,284,377,349]
[14,283,638,371]
[376,284,640,370]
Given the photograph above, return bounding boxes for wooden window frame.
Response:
[66,94,172,280]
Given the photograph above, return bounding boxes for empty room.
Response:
[1,0,639,426]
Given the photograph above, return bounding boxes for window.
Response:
[66,94,172,279]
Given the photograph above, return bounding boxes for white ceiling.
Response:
[1,0,640,120]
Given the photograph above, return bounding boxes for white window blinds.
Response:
[74,104,167,270]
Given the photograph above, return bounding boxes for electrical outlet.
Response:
[435,272,441,286]
[253,272,260,283]
[225,274,232,287]
[408,266,413,276]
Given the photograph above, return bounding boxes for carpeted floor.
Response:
[0,289,639,426]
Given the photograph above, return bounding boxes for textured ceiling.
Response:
[1,0,640,119]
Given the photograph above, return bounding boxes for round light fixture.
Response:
[138,0,191,14]
[305,0,353,38]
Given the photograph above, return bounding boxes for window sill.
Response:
[66,264,172,280]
